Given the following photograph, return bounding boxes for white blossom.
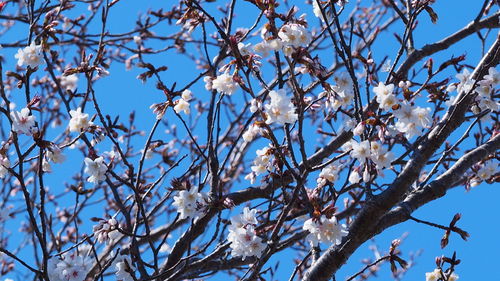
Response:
[172,188,206,219]
[0,154,10,179]
[327,72,355,110]
[250,98,261,113]
[14,41,44,68]
[10,108,37,136]
[370,141,394,170]
[425,269,459,281]
[173,98,190,115]
[317,163,341,187]
[393,103,431,139]
[238,42,252,56]
[264,89,298,125]
[349,140,371,164]
[69,108,92,132]
[228,208,265,260]
[481,67,500,87]
[204,76,213,91]
[84,157,107,184]
[231,207,258,228]
[250,146,272,176]
[425,269,440,281]
[212,72,239,95]
[60,74,78,92]
[348,170,361,184]
[181,89,193,101]
[48,250,92,281]
[353,122,365,136]
[303,215,348,246]
[312,1,322,18]
[242,124,262,143]
[45,145,66,171]
[373,82,397,111]
[93,218,120,244]
[455,69,473,93]
[478,97,499,112]
[114,254,135,281]
[278,23,311,47]
[477,160,497,180]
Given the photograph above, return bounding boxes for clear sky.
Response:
[0,0,498,280]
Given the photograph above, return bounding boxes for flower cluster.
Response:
[348,140,371,164]
[264,89,298,125]
[373,82,397,111]
[253,22,311,57]
[476,160,497,181]
[173,89,193,115]
[253,38,282,57]
[68,108,92,133]
[474,67,500,112]
[42,145,66,172]
[172,188,207,219]
[0,154,10,179]
[278,23,311,48]
[93,218,121,244]
[323,72,354,110]
[312,0,347,20]
[242,123,264,143]
[113,254,136,281]
[228,207,266,260]
[246,146,273,184]
[317,163,341,187]
[212,72,239,95]
[47,248,92,281]
[60,74,79,92]
[302,215,348,246]
[84,156,107,184]
[369,141,395,171]
[393,102,431,139]
[14,41,44,68]
[343,140,394,180]
[10,108,37,136]
[425,268,459,281]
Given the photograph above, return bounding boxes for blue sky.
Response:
[0,0,498,280]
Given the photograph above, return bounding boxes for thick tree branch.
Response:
[395,12,500,79]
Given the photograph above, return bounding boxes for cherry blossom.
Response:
[212,72,239,95]
[14,41,44,68]
[264,89,298,125]
[278,23,311,48]
[93,218,121,244]
[349,140,371,164]
[242,124,262,143]
[249,146,272,177]
[68,108,92,132]
[10,107,37,136]
[228,208,266,260]
[173,98,190,115]
[476,160,497,180]
[84,157,107,184]
[60,74,78,91]
[303,215,348,246]
[114,254,136,281]
[48,249,92,281]
[172,187,206,219]
[0,154,10,179]
[393,103,431,139]
[317,163,341,187]
[425,269,459,281]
